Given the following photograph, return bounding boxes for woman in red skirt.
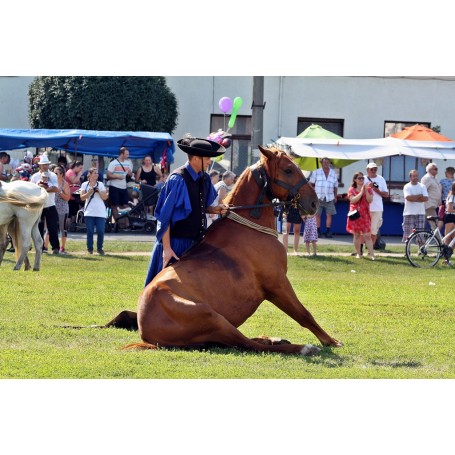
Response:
[346,172,376,260]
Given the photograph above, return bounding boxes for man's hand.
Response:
[218,203,230,216]
[206,204,230,216]
[163,246,179,268]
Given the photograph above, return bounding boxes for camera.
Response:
[93,187,98,192]
[373,182,379,189]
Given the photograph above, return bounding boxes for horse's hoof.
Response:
[33,268,40,272]
[300,344,321,356]
[330,339,344,348]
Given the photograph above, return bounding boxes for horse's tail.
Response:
[10,219,22,265]
[1,186,48,210]
[121,342,158,350]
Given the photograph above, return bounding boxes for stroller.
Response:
[113,183,160,233]
[70,205,111,233]
[70,208,87,232]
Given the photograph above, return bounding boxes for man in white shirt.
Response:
[365,162,389,245]
[30,153,61,254]
[107,147,133,230]
[402,169,429,242]
[309,157,338,238]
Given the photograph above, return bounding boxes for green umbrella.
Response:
[295,124,356,170]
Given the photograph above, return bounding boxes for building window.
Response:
[210,114,252,176]
[297,118,344,138]
[297,117,344,183]
[383,121,429,187]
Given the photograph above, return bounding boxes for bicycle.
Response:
[405,216,455,268]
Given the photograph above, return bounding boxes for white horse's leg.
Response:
[19,219,35,271]
[0,225,7,267]
[31,217,43,271]
[9,219,28,271]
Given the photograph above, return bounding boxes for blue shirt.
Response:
[154,161,217,242]
[144,161,217,287]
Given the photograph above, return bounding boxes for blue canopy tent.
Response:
[0,129,175,165]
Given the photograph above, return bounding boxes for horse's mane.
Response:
[223,166,250,205]
[0,184,48,210]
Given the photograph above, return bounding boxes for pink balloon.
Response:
[218,97,233,114]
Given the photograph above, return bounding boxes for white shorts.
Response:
[370,211,383,235]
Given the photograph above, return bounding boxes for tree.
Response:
[28,76,178,133]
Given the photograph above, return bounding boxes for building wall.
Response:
[165,76,455,173]
[0,76,34,128]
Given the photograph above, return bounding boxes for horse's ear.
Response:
[258,145,276,161]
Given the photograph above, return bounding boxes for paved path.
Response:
[65,232,404,257]
[68,231,403,246]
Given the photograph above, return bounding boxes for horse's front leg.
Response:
[266,279,343,348]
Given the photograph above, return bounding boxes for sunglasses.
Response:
[356,177,365,180]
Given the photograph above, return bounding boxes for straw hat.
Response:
[38,153,51,165]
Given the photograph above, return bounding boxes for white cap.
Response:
[366,162,378,169]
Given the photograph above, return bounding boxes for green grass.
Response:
[1,240,454,379]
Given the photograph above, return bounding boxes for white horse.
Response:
[0,180,48,271]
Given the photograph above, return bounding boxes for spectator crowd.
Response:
[3,147,169,256]
[3,148,455,264]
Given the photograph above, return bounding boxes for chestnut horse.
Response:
[109,145,342,355]
[0,180,48,271]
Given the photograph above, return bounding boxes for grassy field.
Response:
[1,239,454,379]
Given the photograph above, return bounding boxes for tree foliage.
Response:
[28,76,178,133]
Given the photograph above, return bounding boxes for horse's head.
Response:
[258,145,319,216]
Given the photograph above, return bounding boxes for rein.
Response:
[226,211,278,238]
[228,200,283,211]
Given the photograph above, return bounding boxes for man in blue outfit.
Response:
[144,136,230,287]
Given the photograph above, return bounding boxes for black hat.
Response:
[177,137,225,158]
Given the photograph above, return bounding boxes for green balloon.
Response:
[228,97,243,129]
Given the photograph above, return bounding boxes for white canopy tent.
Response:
[275,136,455,170]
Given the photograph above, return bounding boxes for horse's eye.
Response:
[284,169,293,175]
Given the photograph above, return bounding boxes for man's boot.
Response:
[325,227,333,238]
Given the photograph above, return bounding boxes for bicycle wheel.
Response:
[405,230,442,268]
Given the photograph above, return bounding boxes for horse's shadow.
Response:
[153,343,346,365]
